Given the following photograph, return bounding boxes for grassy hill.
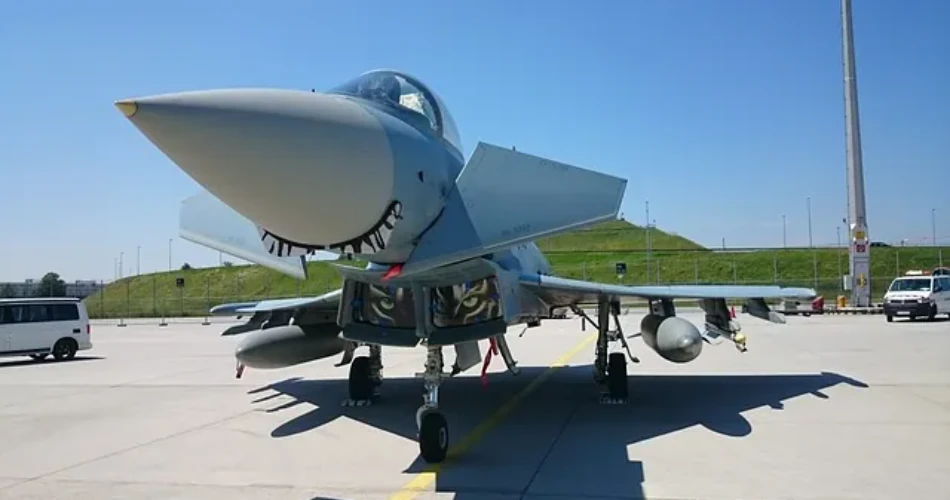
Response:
[82,219,948,318]
[535,219,705,252]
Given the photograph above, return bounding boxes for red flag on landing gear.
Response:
[481,338,499,388]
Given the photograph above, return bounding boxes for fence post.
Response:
[118,280,128,327]
[159,276,168,327]
[773,252,778,283]
[99,279,104,319]
[202,276,211,326]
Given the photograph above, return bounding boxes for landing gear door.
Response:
[338,280,421,347]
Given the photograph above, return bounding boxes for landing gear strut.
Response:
[344,344,383,406]
[417,346,449,463]
[574,297,637,404]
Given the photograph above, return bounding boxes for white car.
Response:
[0,297,93,361]
[883,271,950,322]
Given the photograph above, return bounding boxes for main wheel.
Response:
[418,410,449,463]
[348,356,374,401]
[52,339,77,361]
[607,352,628,400]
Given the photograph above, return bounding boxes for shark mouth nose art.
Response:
[259,200,404,257]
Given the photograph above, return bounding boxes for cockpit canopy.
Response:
[328,70,462,155]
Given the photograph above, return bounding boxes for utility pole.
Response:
[842,0,871,306]
[137,245,141,275]
[119,252,124,279]
[168,238,173,271]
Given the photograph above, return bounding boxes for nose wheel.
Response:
[416,346,449,463]
[417,409,449,463]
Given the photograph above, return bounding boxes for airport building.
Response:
[0,279,104,299]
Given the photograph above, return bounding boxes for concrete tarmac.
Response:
[1,311,948,500]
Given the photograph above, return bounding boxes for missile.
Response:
[639,314,703,363]
[235,324,346,369]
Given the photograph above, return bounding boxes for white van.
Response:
[0,298,92,361]
[883,271,950,322]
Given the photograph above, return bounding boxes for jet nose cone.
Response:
[114,100,138,118]
[117,89,395,249]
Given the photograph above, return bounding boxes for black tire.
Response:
[30,353,48,361]
[607,352,628,400]
[418,410,449,463]
[52,339,77,361]
[886,315,893,323]
[927,304,937,321]
[348,356,374,401]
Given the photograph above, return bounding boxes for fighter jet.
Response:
[115,69,817,464]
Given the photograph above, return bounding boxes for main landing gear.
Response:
[343,344,383,407]
[573,297,639,405]
[341,342,450,463]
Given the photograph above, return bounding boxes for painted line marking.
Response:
[389,332,597,500]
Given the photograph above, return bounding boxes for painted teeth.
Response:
[259,201,402,258]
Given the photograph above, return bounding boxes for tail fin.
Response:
[400,142,626,275]
[179,191,308,279]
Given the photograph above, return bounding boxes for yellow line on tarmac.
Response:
[389,332,597,500]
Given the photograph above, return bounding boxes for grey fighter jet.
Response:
[115,69,816,463]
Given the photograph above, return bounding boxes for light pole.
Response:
[136,246,141,275]
[168,238,173,271]
[837,226,843,289]
[782,214,787,248]
[645,200,651,282]
[935,208,943,268]
[807,197,816,288]
[807,197,813,248]
[842,0,871,306]
[119,252,124,279]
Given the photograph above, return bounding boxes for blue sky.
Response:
[1,0,947,282]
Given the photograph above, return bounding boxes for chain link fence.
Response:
[84,246,947,319]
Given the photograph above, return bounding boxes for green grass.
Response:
[535,219,706,252]
[82,219,948,318]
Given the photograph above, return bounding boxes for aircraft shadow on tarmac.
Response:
[250,366,868,500]
[0,355,104,368]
